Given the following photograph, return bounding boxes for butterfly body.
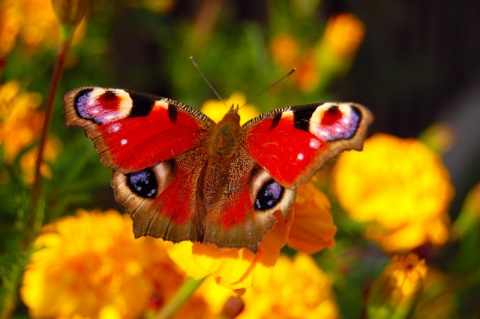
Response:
[64,87,372,252]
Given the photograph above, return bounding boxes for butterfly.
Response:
[64,87,372,252]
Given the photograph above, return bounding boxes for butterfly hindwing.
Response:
[242,102,373,188]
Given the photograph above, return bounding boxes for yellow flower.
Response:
[167,183,335,289]
[0,81,61,183]
[200,254,339,319]
[21,210,214,319]
[368,254,428,319]
[333,133,454,251]
[239,254,339,319]
[200,92,260,124]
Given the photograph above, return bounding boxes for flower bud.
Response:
[367,254,427,319]
[51,0,88,40]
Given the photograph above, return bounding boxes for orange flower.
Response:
[287,182,336,253]
[270,34,300,68]
[319,13,365,59]
[333,133,454,251]
[274,13,365,92]
[0,81,61,183]
[21,209,215,319]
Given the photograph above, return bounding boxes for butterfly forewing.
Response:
[64,87,214,172]
[242,102,373,188]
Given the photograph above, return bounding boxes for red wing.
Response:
[112,148,208,244]
[64,87,214,172]
[242,102,373,188]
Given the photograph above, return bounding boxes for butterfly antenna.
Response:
[190,56,227,108]
[242,68,296,107]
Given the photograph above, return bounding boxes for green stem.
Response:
[156,277,206,319]
[28,38,71,244]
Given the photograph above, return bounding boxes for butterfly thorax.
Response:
[207,108,241,159]
[202,108,245,207]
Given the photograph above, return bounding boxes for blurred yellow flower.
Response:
[319,13,365,59]
[0,0,85,56]
[21,209,215,319]
[167,183,335,290]
[239,254,339,319]
[200,92,260,124]
[0,81,61,183]
[368,254,427,319]
[333,133,454,251]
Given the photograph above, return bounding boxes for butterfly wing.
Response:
[242,102,373,188]
[64,87,215,243]
[64,87,214,172]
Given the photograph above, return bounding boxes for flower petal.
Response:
[288,183,336,253]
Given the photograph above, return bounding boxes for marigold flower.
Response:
[200,92,260,124]
[367,254,427,319]
[333,133,454,251]
[0,81,61,183]
[21,210,214,319]
[241,254,338,318]
[200,254,339,318]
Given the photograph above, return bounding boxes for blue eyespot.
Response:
[126,168,158,198]
[254,179,284,210]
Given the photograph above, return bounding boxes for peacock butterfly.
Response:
[64,87,372,252]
